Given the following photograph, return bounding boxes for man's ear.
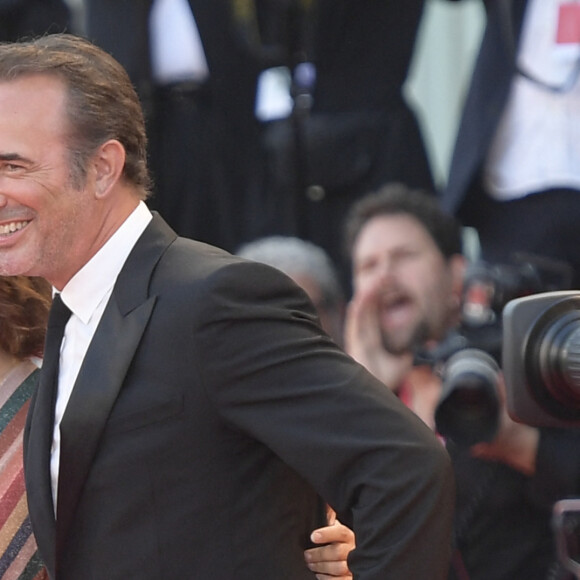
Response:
[92,139,126,199]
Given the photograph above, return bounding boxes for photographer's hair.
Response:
[344,182,463,261]
[237,236,344,312]
[0,33,150,198]
[0,276,51,360]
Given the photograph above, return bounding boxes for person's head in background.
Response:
[237,236,345,346]
[0,276,51,364]
[344,183,465,356]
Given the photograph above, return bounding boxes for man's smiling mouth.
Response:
[0,220,30,236]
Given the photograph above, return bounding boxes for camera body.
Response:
[503,291,580,428]
[427,254,573,446]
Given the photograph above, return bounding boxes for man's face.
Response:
[352,214,464,355]
[0,74,102,288]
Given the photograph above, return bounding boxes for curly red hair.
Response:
[0,276,51,359]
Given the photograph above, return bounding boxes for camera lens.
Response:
[435,349,500,446]
[526,300,580,417]
[502,291,580,427]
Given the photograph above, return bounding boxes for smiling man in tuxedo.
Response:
[0,34,454,580]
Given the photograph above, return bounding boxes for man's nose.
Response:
[376,258,395,281]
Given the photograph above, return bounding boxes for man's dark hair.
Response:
[0,33,150,197]
[344,182,463,260]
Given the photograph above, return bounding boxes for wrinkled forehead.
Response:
[0,74,70,155]
[0,73,68,119]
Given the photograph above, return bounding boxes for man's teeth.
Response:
[0,221,28,235]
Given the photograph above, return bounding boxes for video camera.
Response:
[423,253,580,578]
[504,293,580,579]
[503,290,580,428]
[422,253,574,447]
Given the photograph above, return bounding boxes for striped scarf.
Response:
[0,362,47,580]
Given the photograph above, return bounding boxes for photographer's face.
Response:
[352,214,464,355]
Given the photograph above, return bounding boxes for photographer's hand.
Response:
[471,373,539,475]
[344,280,412,391]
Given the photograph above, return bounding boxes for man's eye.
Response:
[358,261,377,274]
[395,250,419,262]
[3,163,22,172]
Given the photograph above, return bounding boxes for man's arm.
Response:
[197,260,455,579]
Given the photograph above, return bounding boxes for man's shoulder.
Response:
[160,236,242,278]
[154,236,302,304]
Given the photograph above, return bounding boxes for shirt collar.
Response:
[57,202,153,324]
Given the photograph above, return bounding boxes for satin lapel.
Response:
[24,365,58,574]
[56,294,156,553]
[53,213,178,562]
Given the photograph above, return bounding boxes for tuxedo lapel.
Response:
[52,213,178,565]
[24,356,59,574]
[23,296,72,575]
[56,294,156,554]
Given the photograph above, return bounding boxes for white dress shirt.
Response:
[484,0,580,200]
[149,0,209,85]
[51,202,152,510]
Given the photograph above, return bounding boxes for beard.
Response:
[379,317,433,356]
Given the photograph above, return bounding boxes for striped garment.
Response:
[0,363,47,580]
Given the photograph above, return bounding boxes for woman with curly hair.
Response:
[0,276,51,580]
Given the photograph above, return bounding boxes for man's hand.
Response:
[344,279,412,390]
[304,521,355,579]
[470,373,539,475]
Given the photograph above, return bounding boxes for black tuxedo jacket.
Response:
[24,215,454,579]
[441,0,528,217]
